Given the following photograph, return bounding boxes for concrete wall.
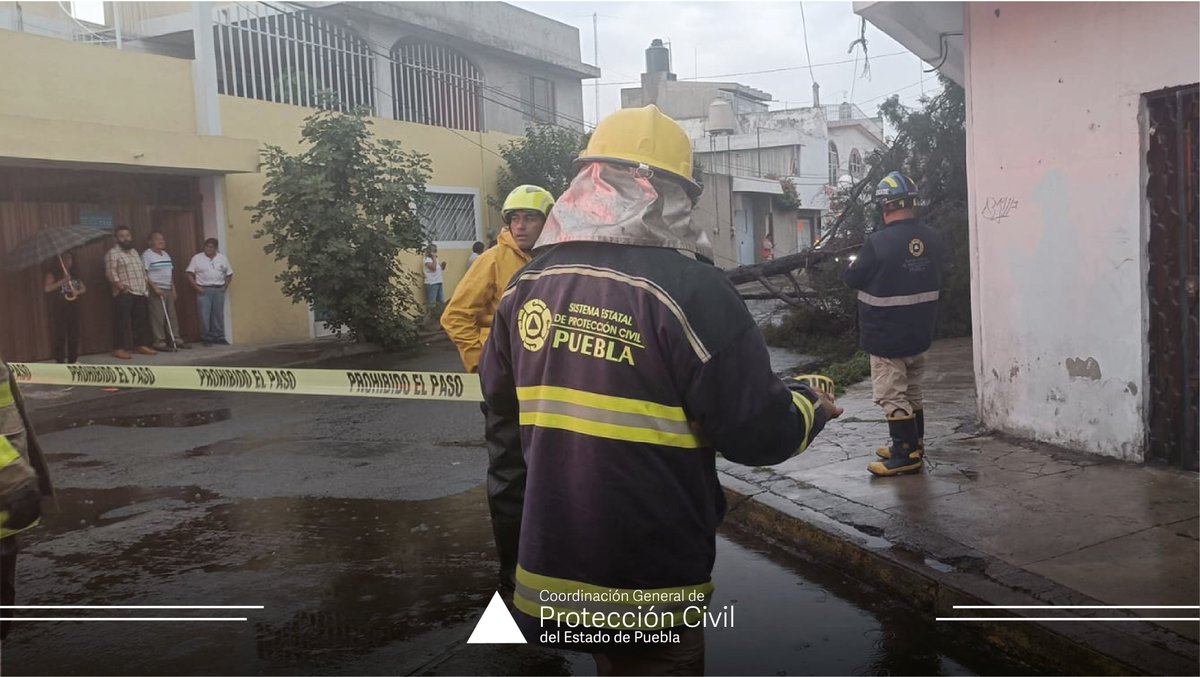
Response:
[367,20,588,135]
[350,1,591,76]
[828,124,883,180]
[624,80,768,120]
[691,173,799,268]
[683,108,831,213]
[354,1,593,134]
[0,29,195,135]
[0,29,257,172]
[218,95,515,345]
[964,1,1200,459]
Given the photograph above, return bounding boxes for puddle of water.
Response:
[7,486,1036,676]
[713,527,1038,676]
[34,408,233,435]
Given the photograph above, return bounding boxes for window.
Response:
[214,3,374,112]
[421,189,481,245]
[849,149,864,179]
[391,41,482,131]
[522,75,556,123]
[828,141,839,185]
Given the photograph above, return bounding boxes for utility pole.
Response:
[919,54,925,98]
[593,13,599,127]
[757,127,762,177]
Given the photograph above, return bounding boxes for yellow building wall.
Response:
[0,29,196,135]
[218,96,514,345]
[0,28,514,348]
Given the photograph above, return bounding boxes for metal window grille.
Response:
[391,41,482,132]
[213,3,374,112]
[421,192,479,243]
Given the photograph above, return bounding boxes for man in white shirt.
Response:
[142,232,190,351]
[186,238,234,346]
[424,244,446,320]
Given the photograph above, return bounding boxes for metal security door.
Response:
[1145,84,1199,470]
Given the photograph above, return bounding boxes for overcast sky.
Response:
[511,0,941,127]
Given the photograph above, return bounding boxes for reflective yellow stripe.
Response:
[520,411,702,449]
[514,565,712,629]
[0,379,13,408]
[791,391,816,453]
[0,435,19,465]
[883,175,899,188]
[517,385,687,421]
[0,436,37,538]
[0,516,39,539]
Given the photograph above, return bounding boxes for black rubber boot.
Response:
[877,408,926,459]
[868,414,923,476]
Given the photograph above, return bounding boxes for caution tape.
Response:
[8,362,483,402]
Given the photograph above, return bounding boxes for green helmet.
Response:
[502,185,555,224]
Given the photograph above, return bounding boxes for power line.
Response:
[799,3,817,86]
[856,80,928,106]
[592,51,909,88]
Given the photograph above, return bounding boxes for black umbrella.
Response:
[3,224,110,271]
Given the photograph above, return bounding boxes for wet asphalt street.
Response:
[2,344,1031,675]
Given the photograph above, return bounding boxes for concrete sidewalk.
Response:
[720,338,1199,675]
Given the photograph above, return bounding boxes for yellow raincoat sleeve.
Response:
[440,252,497,373]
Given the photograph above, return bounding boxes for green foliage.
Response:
[250,106,432,349]
[768,76,971,359]
[824,351,871,396]
[489,123,587,220]
[773,177,802,212]
[761,304,857,359]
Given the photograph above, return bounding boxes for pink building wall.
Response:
[964,2,1199,459]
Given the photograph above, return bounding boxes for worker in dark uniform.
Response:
[844,171,943,477]
[479,105,842,675]
[0,357,55,639]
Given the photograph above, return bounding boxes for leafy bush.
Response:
[251,106,432,348]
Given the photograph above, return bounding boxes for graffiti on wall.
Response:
[982,196,1020,222]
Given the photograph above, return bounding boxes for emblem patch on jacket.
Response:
[518,299,553,352]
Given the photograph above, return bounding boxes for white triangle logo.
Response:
[466,591,527,644]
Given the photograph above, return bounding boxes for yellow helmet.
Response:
[576,105,701,197]
[502,185,555,224]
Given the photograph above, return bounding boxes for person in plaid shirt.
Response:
[104,226,157,360]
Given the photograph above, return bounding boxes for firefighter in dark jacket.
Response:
[478,105,842,675]
[844,171,943,477]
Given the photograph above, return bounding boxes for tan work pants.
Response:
[148,287,184,348]
[870,352,927,417]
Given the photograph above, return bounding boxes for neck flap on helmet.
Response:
[533,161,712,259]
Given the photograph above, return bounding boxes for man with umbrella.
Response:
[105,226,157,359]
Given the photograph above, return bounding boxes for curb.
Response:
[719,473,1199,676]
